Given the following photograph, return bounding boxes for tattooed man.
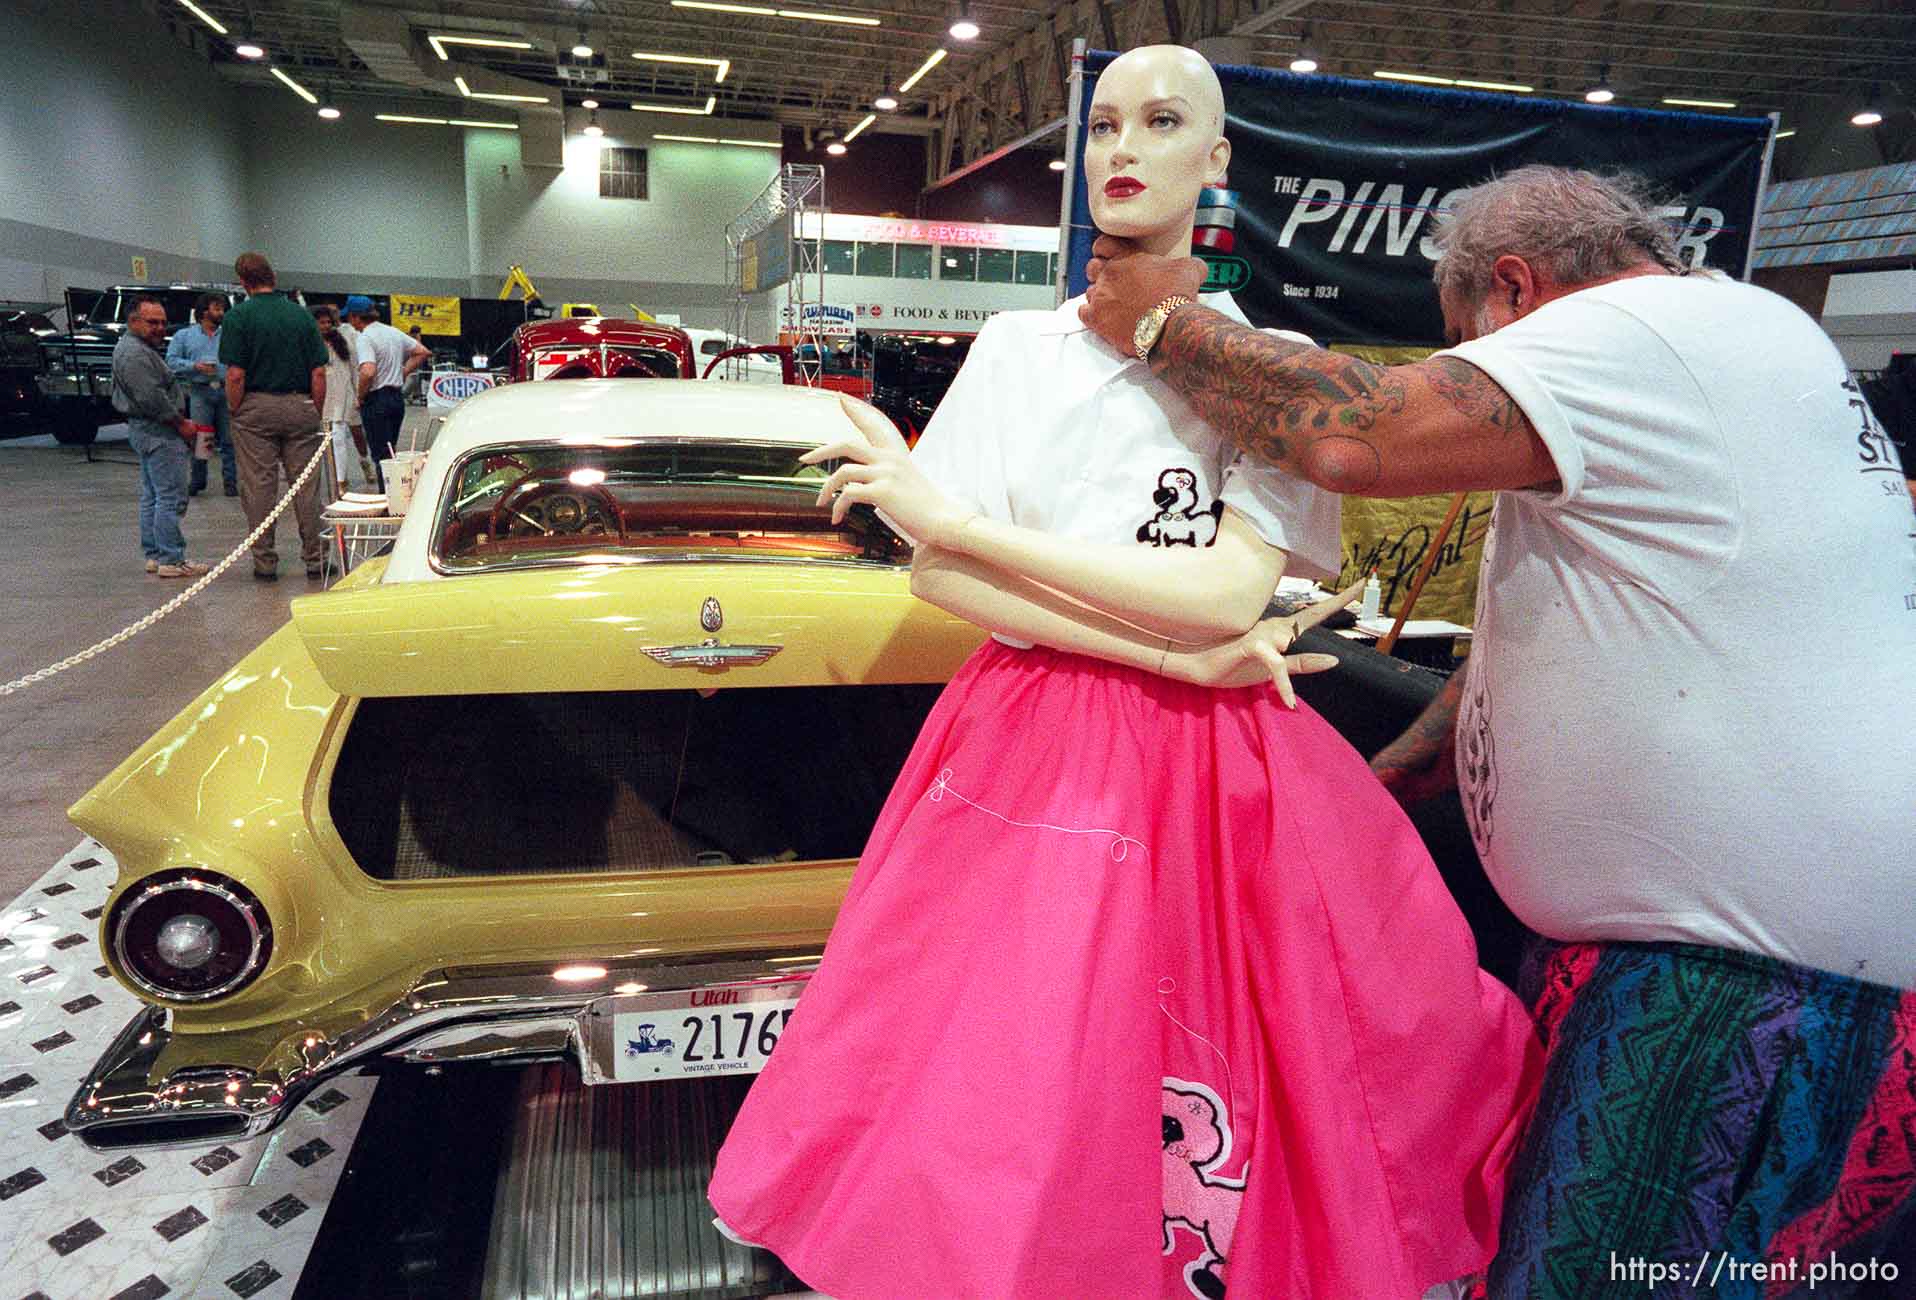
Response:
[1083,165,1916,1300]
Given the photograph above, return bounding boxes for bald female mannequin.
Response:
[708,45,1539,1300]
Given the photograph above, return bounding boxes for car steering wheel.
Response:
[489,472,628,541]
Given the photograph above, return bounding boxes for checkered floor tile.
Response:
[0,841,377,1299]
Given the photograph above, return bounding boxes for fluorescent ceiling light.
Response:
[631,95,718,115]
[270,67,319,104]
[450,118,520,130]
[174,0,227,35]
[672,1,777,13]
[471,90,551,103]
[1774,128,1796,138]
[454,75,471,95]
[780,9,882,25]
[898,48,947,94]
[655,133,722,143]
[1375,70,1453,85]
[377,114,451,124]
[842,112,876,143]
[1663,97,1737,109]
[427,33,536,62]
[719,137,782,148]
[632,52,731,83]
[1455,78,1533,93]
[1048,158,1066,171]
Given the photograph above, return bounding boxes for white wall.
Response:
[1824,269,1916,371]
[241,89,473,289]
[0,0,246,296]
[465,111,780,323]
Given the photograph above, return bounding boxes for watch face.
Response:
[1132,310,1159,356]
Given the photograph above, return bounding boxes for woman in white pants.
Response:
[312,304,372,494]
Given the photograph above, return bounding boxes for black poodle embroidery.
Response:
[1137,467,1224,547]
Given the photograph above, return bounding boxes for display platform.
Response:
[0,842,377,1298]
[0,841,831,1300]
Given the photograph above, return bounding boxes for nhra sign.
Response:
[1064,56,1773,344]
[390,294,463,337]
[781,303,857,337]
[426,369,497,415]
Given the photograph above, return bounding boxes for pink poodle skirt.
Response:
[708,641,1541,1299]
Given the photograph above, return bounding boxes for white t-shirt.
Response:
[910,292,1342,593]
[355,319,421,392]
[1442,273,1916,988]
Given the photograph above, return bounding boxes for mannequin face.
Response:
[1084,45,1229,256]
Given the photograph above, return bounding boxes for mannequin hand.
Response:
[1169,579,1364,707]
[1079,235,1206,354]
[834,393,910,454]
[801,436,972,547]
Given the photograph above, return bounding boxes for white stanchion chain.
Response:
[0,440,334,698]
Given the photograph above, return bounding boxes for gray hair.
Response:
[1431,165,1684,306]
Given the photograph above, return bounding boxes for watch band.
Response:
[1134,294,1195,362]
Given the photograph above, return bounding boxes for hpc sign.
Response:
[426,369,498,415]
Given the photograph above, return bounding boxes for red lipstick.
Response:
[1103,176,1145,198]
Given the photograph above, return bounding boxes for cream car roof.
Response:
[379,378,861,584]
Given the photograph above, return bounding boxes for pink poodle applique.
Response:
[1162,1078,1246,1299]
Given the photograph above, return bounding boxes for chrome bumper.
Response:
[65,950,819,1151]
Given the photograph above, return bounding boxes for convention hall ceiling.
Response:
[155,0,1914,176]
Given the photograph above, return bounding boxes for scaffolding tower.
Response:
[726,163,826,384]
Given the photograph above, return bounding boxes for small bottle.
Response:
[1358,568,1382,622]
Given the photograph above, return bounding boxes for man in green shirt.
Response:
[220,251,329,580]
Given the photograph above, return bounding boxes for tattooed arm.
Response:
[1145,306,1557,497]
[1077,241,1558,498]
[1370,670,1463,805]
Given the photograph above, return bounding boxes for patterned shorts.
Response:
[1485,939,1916,1300]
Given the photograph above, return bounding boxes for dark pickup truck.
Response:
[35,284,238,445]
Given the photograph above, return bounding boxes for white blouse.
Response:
[910,291,1341,582]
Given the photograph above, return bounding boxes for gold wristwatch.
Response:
[1132,294,1195,362]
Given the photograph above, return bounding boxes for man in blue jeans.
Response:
[165,291,237,496]
[112,296,208,578]
[344,295,429,489]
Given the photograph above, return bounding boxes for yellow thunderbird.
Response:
[65,379,984,1150]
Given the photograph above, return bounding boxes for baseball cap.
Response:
[343,295,375,316]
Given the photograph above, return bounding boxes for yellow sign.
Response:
[390,294,462,336]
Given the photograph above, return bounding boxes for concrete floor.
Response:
[0,418,417,900]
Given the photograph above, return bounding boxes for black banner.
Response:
[1066,55,1772,344]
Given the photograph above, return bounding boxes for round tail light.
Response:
[110,871,272,1002]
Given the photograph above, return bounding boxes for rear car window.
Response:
[434,439,912,574]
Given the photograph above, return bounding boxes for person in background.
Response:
[164,291,236,497]
[404,324,429,405]
[1078,163,1916,1299]
[312,304,372,494]
[344,295,429,487]
[112,296,207,578]
[219,252,328,581]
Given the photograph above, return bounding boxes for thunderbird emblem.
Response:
[641,595,777,668]
[700,597,723,632]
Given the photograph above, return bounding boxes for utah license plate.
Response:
[601,982,805,1084]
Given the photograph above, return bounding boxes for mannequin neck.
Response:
[1131,216,1199,260]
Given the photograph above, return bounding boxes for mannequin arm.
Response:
[941,506,1286,642]
[910,545,1180,674]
